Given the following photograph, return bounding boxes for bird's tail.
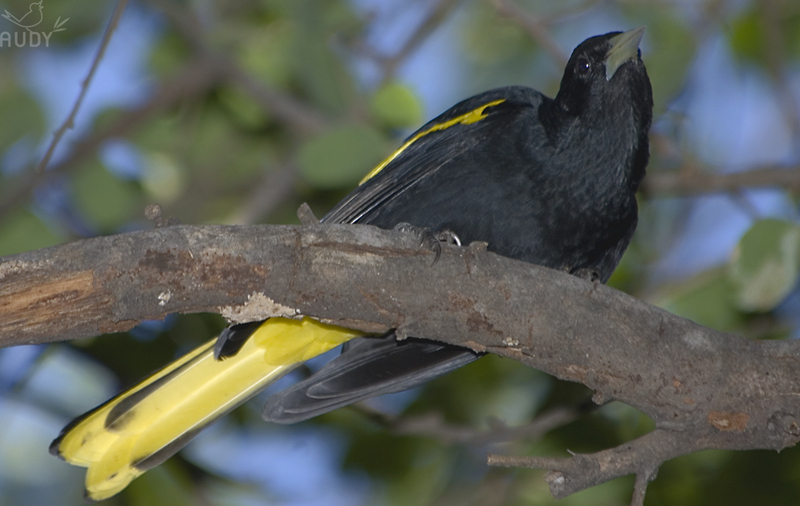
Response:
[49,317,362,501]
[2,12,19,23]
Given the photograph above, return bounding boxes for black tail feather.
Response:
[262,333,481,424]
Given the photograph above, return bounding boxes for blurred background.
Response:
[1,0,799,505]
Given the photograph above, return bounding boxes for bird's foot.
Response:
[394,223,462,265]
[572,267,602,283]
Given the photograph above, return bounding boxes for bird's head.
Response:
[555,27,652,125]
[548,28,653,187]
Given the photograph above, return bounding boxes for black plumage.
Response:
[261,28,653,423]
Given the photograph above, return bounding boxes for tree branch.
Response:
[380,0,462,82]
[355,404,582,446]
[642,165,800,196]
[1,222,798,499]
[488,429,689,501]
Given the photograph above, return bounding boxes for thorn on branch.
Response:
[297,203,320,226]
[591,390,610,405]
[144,203,180,228]
[772,412,800,438]
[144,203,162,221]
[395,321,413,341]
[467,241,488,253]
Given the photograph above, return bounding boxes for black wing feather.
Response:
[262,333,480,424]
[263,88,543,423]
[323,88,539,226]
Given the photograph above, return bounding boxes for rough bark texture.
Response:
[1,223,798,501]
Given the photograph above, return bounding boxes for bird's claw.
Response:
[572,267,602,283]
[394,223,462,265]
[435,230,461,247]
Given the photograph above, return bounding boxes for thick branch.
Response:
[1,223,798,498]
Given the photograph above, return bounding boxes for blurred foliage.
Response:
[371,81,424,129]
[1,0,799,505]
[298,123,388,188]
[729,2,800,67]
[729,218,800,312]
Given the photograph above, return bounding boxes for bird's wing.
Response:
[263,89,543,424]
[263,333,480,423]
[324,88,537,225]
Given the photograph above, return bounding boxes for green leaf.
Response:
[0,209,63,256]
[386,444,451,506]
[148,30,191,78]
[218,86,269,129]
[298,124,387,189]
[729,219,800,312]
[371,81,424,129]
[729,9,765,63]
[0,88,45,151]
[656,270,743,332]
[125,461,194,506]
[288,1,356,113]
[72,161,140,231]
[142,152,186,203]
[461,3,530,65]
[236,19,295,89]
[729,6,800,65]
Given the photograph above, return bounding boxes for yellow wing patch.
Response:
[359,98,506,184]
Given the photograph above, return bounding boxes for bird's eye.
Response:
[576,56,591,77]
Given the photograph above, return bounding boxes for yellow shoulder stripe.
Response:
[359,98,506,184]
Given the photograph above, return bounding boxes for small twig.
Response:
[727,189,762,221]
[380,0,461,83]
[0,60,223,221]
[224,163,299,225]
[358,405,581,446]
[761,0,800,145]
[222,66,329,135]
[34,0,129,174]
[630,467,657,506]
[488,0,568,67]
[642,165,800,196]
[488,430,691,499]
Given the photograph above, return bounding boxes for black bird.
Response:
[50,27,653,500]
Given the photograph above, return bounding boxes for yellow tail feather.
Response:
[51,317,362,501]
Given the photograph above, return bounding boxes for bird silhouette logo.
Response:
[2,1,44,30]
